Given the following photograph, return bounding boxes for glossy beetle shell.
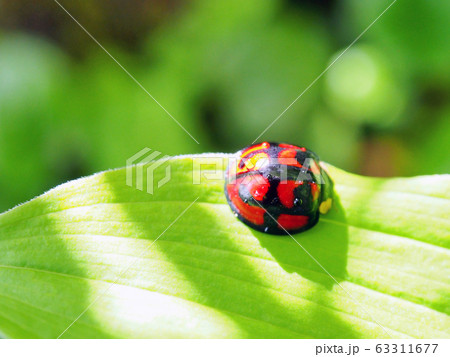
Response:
[224,142,333,235]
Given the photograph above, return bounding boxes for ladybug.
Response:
[225,142,333,235]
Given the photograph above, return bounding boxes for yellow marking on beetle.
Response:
[319,198,332,214]
[247,152,269,170]
[241,142,270,158]
[236,152,270,174]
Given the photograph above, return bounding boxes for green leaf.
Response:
[0,155,449,338]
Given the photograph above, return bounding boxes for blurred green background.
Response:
[0,0,449,212]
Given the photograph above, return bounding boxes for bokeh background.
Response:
[0,0,449,212]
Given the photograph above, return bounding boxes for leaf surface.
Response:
[0,155,449,338]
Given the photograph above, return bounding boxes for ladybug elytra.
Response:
[225,142,333,235]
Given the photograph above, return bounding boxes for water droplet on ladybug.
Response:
[294,198,302,206]
[264,226,269,233]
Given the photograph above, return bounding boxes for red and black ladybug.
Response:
[225,142,333,235]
